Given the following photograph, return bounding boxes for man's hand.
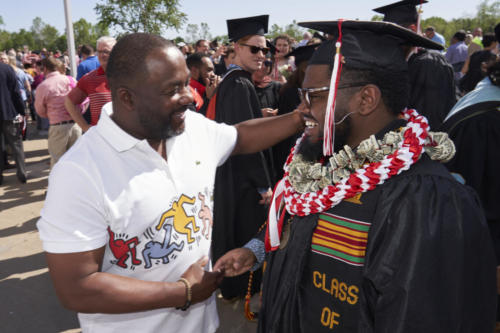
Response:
[213,248,256,277]
[261,108,278,118]
[181,256,224,304]
[205,74,221,99]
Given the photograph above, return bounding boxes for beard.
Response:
[138,107,187,141]
[298,116,352,163]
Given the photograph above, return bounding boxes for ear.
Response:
[116,87,134,111]
[356,85,382,116]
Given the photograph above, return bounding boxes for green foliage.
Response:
[184,22,213,43]
[94,0,187,35]
[421,0,500,47]
[371,15,384,21]
[0,15,4,26]
[73,18,109,48]
[267,20,305,41]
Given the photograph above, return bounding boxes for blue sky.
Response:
[1,0,484,39]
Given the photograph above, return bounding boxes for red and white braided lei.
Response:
[265,108,429,251]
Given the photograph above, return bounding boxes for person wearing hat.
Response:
[36,32,306,333]
[373,0,456,130]
[206,15,276,301]
[273,43,320,180]
[214,20,496,332]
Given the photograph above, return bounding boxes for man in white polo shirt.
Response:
[37,33,305,333]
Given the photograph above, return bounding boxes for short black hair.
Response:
[195,39,208,48]
[336,65,409,115]
[80,44,94,56]
[186,52,209,70]
[453,30,466,42]
[483,33,496,48]
[106,33,173,94]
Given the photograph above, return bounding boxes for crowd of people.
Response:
[1,0,500,332]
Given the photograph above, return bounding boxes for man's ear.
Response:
[357,84,382,116]
[117,87,133,110]
[190,66,200,79]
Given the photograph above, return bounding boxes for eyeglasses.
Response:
[240,43,270,54]
[298,82,371,107]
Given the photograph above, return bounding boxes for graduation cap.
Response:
[227,15,269,42]
[373,0,428,25]
[285,43,321,67]
[297,20,442,155]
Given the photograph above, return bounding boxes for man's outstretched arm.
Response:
[232,109,305,155]
[46,249,223,314]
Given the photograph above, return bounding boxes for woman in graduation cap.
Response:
[215,20,496,332]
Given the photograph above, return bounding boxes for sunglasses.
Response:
[240,43,270,54]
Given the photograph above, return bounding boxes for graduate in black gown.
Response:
[206,15,272,299]
[374,0,456,129]
[273,43,320,179]
[214,20,496,332]
[441,59,500,292]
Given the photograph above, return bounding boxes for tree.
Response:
[185,23,199,43]
[95,0,187,35]
[199,22,212,41]
[73,18,110,48]
[267,20,305,41]
[0,15,4,27]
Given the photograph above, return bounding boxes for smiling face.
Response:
[234,35,266,73]
[275,37,290,59]
[130,47,193,140]
[299,64,356,158]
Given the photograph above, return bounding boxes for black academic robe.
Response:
[255,81,282,110]
[441,101,500,263]
[212,69,270,299]
[408,49,457,130]
[273,84,302,179]
[258,121,496,332]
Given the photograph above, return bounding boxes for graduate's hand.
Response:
[259,188,273,205]
[181,256,224,304]
[213,248,256,277]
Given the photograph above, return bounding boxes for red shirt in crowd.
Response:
[67,66,111,126]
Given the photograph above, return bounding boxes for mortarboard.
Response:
[227,15,269,42]
[298,20,442,155]
[285,43,321,67]
[373,0,428,25]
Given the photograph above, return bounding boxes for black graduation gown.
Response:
[408,49,457,130]
[441,101,500,263]
[258,132,496,332]
[255,81,282,110]
[211,69,270,299]
[273,84,302,179]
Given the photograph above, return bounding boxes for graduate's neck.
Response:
[347,107,398,149]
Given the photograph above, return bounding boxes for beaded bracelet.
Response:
[176,278,192,311]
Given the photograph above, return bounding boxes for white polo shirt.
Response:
[37,103,237,333]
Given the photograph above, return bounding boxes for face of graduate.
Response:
[298,64,354,160]
[131,47,193,141]
[236,35,266,73]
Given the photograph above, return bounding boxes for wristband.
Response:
[176,278,192,311]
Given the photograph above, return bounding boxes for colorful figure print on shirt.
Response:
[107,227,142,268]
[156,194,200,244]
[198,193,213,240]
[142,224,185,269]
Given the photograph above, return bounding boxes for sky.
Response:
[1,0,484,40]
